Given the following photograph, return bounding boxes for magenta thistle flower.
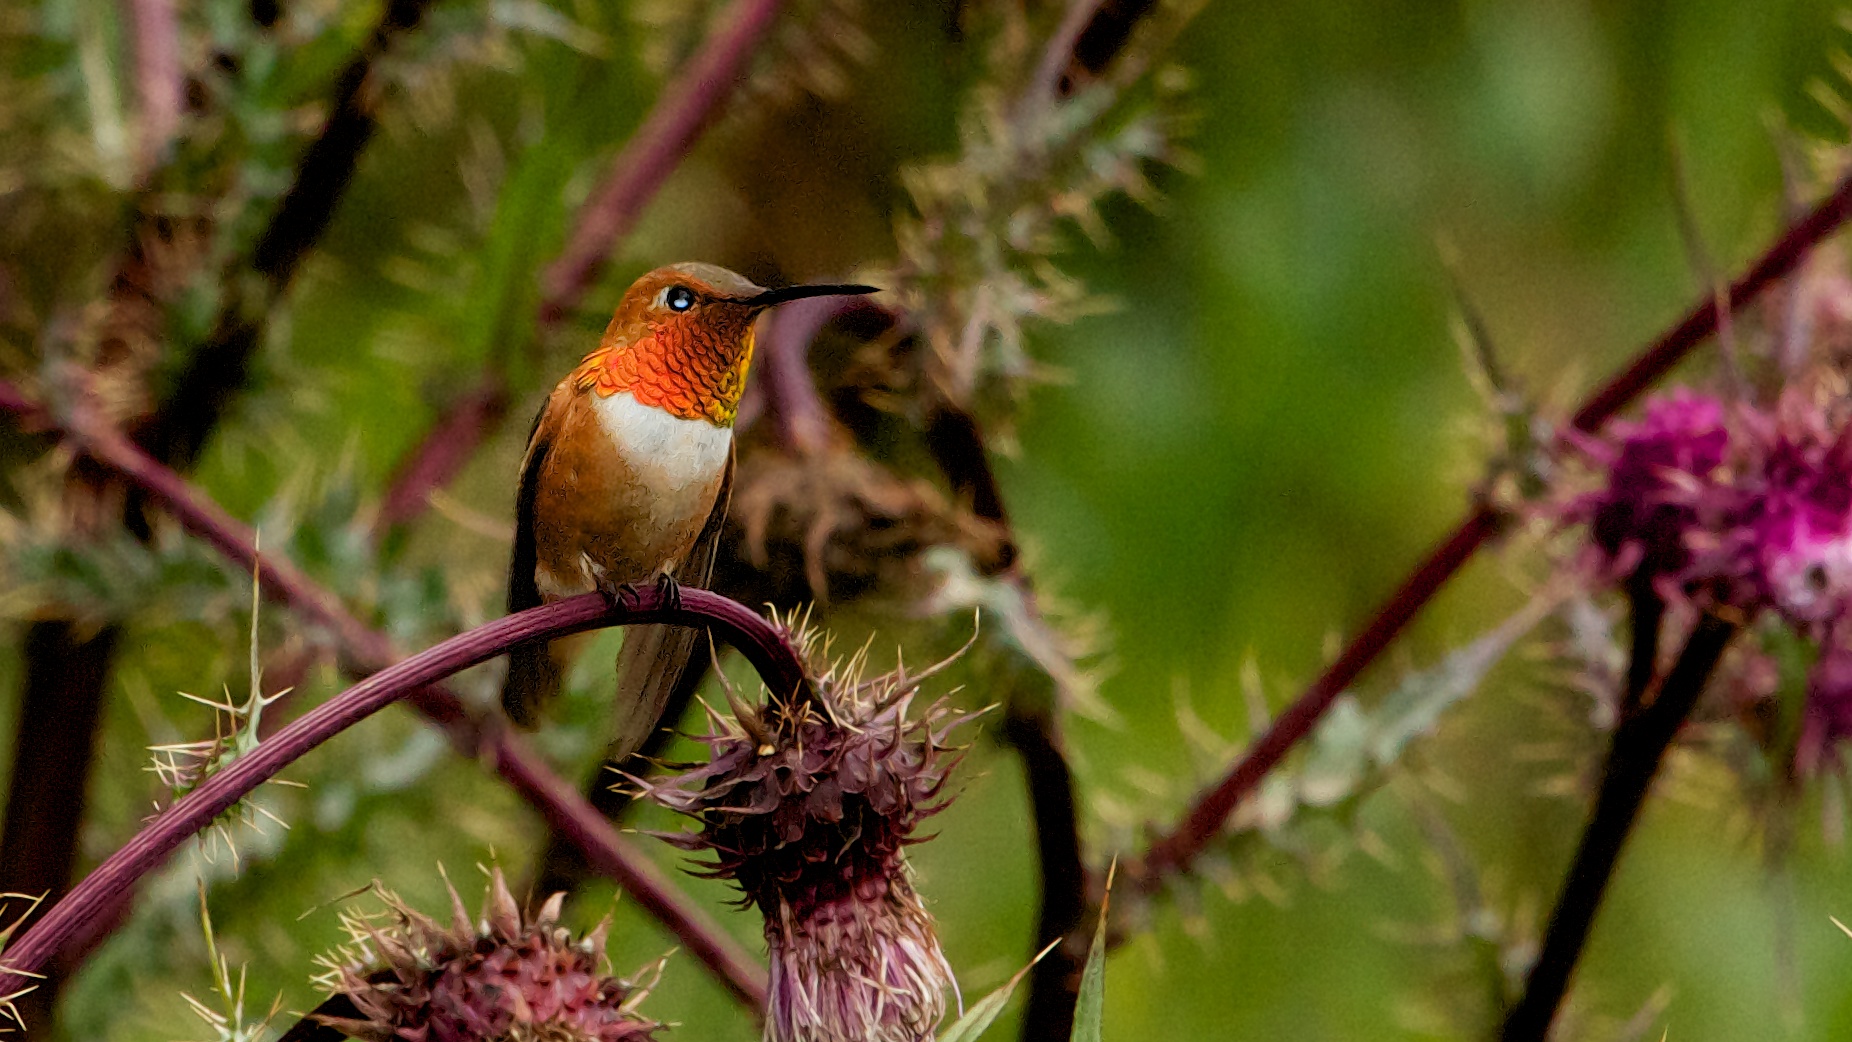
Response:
[639,638,971,1042]
[313,867,660,1042]
[1728,403,1852,624]
[1575,388,1852,624]
[1572,384,1852,768]
[1582,388,1733,585]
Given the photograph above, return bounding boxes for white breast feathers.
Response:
[590,391,732,531]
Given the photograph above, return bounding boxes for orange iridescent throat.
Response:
[571,317,756,426]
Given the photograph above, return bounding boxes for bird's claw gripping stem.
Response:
[600,573,682,614]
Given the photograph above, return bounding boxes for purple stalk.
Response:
[0,588,784,1004]
[1136,166,1852,885]
[1500,614,1738,1040]
[536,0,785,328]
[0,385,774,1007]
[372,377,511,534]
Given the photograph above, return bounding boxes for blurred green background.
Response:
[8,0,1852,1038]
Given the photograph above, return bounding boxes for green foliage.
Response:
[936,938,1056,1042]
[1069,865,1112,1042]
[882,2,1196,421]
[177,882,280,1042]
[3,2,1852,1041]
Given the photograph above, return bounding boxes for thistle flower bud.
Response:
[313,867,660,1042]
[1582,388,1733,585]
[1574,388,1852,626]
[639,637,972,1042]
[1731,403,1852,623]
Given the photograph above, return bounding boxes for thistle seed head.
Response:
[313,868,659,1042]
[638,626,975,1042]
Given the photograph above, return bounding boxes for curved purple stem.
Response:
[0,587,796,1001]
[0,383,775,1008]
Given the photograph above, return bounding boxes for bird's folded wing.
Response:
[500,399,556,727]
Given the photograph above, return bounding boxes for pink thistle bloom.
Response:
[1580,389,1734,588]
[1732,406,1852,624]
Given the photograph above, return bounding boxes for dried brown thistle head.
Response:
[637,623,979,1042]
[312,867,659,1042]
[729,442,1008,602]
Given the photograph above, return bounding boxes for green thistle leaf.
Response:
[1069,861,1116,1042]
[937,938,1060,1042]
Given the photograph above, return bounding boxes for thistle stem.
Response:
[1005,703,1089,1042]
[1500,613,1737,1042]
[917,400,1089,1041]
[0,384,775,1009]
[0,589,783,1006]
[1624,573,1663,713]
[1136,164,1852,885]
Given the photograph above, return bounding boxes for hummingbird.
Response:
[502,262,875,760]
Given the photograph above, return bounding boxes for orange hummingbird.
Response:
[501,263,874,758]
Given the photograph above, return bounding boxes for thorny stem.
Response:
[0,588,791,1007]
[374,0,788,533]
[1136,505,1506,882]
[1500,614,1738,1042]
[0,383,774,1009]
[536,0,785,327]
[132,0,441,473]
[1,2,434,1015]
[1135,165,1852,885]
[924,405,1018,570]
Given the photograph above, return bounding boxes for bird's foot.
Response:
[598,572,682,613]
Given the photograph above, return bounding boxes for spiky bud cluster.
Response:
[1575,387,1852,625]
[639,635,972,1042]
[313,868,659,1042]
[1570,380,1852,759]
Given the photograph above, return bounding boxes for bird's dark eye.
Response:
[665,286,696,312]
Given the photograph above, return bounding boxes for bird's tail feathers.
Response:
[502,639,564,728]
[607,623,703,762]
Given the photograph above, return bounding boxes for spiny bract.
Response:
[312,868,659,1042]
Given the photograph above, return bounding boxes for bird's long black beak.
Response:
[741,283,880,310]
